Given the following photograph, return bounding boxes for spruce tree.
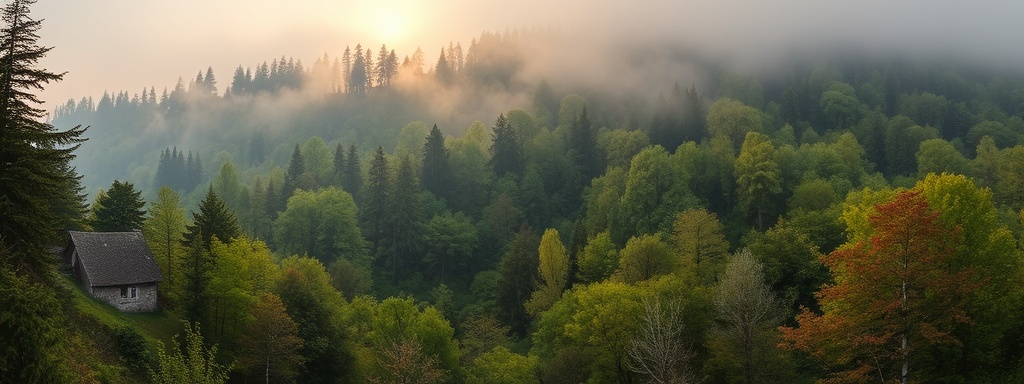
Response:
[360,146,390,253]
[0,0,86,269]
[421,124,453,203]
[343,145,362,200]
[0,1,81,379]
[92,180,146,232]
[489,114,523,178]
[387,155,423,280]
[183,187,241,250]
[283,143,305,199]
[333,143,346,186]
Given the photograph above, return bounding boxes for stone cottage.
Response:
[66,231,163,312]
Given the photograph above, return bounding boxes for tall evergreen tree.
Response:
[386,155,423,280]
[284,143,305,199]
[361,146,390,253]
[0,2,81,379]
[489,114,524,178]
[348,45,367,96]
[92,180,146,232]
[421,124,454,203]
[0,0,86,269]
[183,187,241,250]
[343,145,362,202]
[332,143,346,186]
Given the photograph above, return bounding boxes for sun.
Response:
[372,9,410,45]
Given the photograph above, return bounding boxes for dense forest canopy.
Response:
[6,0,1024,382]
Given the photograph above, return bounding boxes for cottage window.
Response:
[130,287,138,299]
[120,286,128,298]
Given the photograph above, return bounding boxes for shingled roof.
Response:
[69,231,163,286]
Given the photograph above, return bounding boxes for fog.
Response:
[35,0,1024,109]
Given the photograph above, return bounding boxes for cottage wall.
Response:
[91,283,159,312]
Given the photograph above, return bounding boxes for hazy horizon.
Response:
[34,0,1024,113]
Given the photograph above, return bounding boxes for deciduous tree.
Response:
[525,229,569,316]
[781,190,978,384]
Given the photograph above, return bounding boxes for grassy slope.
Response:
[57,273,182,383]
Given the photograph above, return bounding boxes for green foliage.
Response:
[496,228,540,337]
[277,255,355,384]
[489,113,525,178]
[619,146,698,240]
[467,347,538,384]
[350,296,460,382]
[735,131,782,230]
[917,138,971,176]
[707,98,763,149]
[0,260,73,382]
[421,124,455,203]
[93,180,147,232]
[0,0,87,270]
[150,323,230,384]
[672,208,730,285]
[746,221,827,315]
[184,187,241,250]
[577,231,620,283]
[525,228,569,316]
[422,212,477,284]
[613,234,675,284]
[143,187,187,307]
[275,187,365,264]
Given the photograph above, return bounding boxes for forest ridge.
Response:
[5,0,1024,382]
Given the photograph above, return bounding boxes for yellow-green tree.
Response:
[672,208,729,285]
[526,229,569,316]
[735,131,781,230]
[613,235,675,284]
[143,186,187,307]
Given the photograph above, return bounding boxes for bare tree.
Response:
[713,249,782,384]
[368,338,445,384]
[627,298,698,384]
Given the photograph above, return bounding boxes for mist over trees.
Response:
[12,0,1024,380]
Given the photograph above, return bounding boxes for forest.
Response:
[5,0,1024,382]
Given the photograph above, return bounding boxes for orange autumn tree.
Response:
[780,190,979,384]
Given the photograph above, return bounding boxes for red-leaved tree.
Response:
[780,190,979,384]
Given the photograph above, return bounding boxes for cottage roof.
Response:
[69,231,163,286]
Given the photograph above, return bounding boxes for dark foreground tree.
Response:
[0,0,86,269]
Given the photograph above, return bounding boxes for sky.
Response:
[32,0,1024,111]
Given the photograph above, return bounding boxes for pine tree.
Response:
[0,2,80,379]
[421,124,454,203]
[183,187,241,250]
[343,145,362,200]
[349,47,367,96]
[489,114,523,178]
[92,180,146,231]
[0,0,86,268]
[361,146,390,253]
[333,143,346,186]
[435,47,454,85]
[386,155,423,280]
[283,143,305,199]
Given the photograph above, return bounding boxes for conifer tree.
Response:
[386,155,423,279]
[333,143,346,186]
[489,114,523,178]
[343,144,362,201]
[421,124,454,202]
[92,180,146,232]
[283,143,305,199]
[361,146,390,253]
[0,0,86,268]
[183,187,241,250]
